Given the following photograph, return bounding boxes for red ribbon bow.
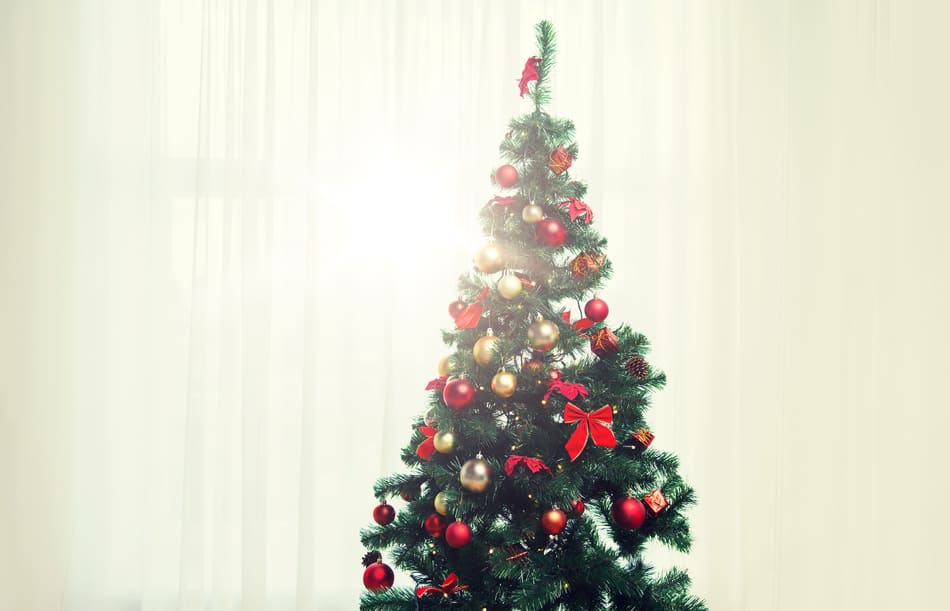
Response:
[454,286,490,329]
[425,375,448,391]
[485,195,515,207]
[416,573,470,598]
[544,379,589,403]
[559,197,594,224]
[563,403,616,461]
[519,56,541,97]
[416,427,437,461]
[504,455,552,477]
[559,309,595,333]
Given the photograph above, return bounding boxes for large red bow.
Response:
[504,455,552,477]
[518,56,541,97]
[454,286,490,329]
[563,403,616,461]
[544,379,589,403]
[560,197,594,224]
[416,427,437,461]
[416,573,470,598]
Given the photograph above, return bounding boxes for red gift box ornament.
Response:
[631,428,655,450]
[563,402,617,461]
[547,145,573,175]
[569,252,605,280]
[590,327,619,357]
[416,573,470,598]
[642,489,669,515]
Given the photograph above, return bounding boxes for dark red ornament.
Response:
[445,521,472,548]
[584,297,609,322]
[495,164,519,188]
[448,299,467,319]
[363,562,395,591]
[541,508,567,535]
[399,484,420,502]
[547,145,573,175]
[642,489,669,515]
[442,377,476,409]
[590,327,619,358]
[611,497,646,530]
[570,498,585,515]
[424,513,447,538]
[372,502,395,525]
[536,217,567,247]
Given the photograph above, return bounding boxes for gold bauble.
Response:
[522,203,544,224]
[491,370,518,398]
[434,491,450,516]
[433,430,455,454]
[496,274,523,300]
[473,332,502,366]
[474,242,504,274]
[459,455,493,493]
[528,318,560,352]
[437,354,451,377]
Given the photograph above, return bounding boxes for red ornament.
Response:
[399,486,419,502]
[590,327,619,357]
[569,252,605,279]
[559,197,594,224]
[570,498,585,515]
[372,502,395,525]
[454,286,489,329]
[584,298,609,322]
[629,428,655,450]
[536,217,567,247]
[363,562,395,591]
[442,378,476,409]
[548,368,562,382]
[445,521,472,548]
[611,497,646,530]
[495,164,519,188]
[541,508,567,535]
[424,513,447,538]
[518,56,541,97]
[547,145,573,175]
[416,426,438,460]
[448,299,467,319]
[504,455,552,477]
[642,489,669,515]
[563,402,617,461]
[416,573,470,598]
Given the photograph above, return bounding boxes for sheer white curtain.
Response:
[2,1,950,610]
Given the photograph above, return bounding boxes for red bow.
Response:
[563,403,616,461]
[559,197,594,224]
[559,310,595,333]
[454,286,490,329]
[485,195,515,207]
[544,379,589,403]
[416,427,437,460]
[504,455,552,477]
[416,573,470,598]
[425,375,448,391]
[518,56,541,97]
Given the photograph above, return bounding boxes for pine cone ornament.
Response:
[361,550,382,567]
[625,355,648,378]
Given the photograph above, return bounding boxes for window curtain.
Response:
[2,1,949,610]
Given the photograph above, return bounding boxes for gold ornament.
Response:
[433,430,455,454]
[528,317,560,352]
[491,370,518,398]
[474,242,504,274]
[521,203,544,224]
[437,354,451,377]
[460,454,493,493]
[473,330,501,366]
[434,491,450,516]
[496,274,523,300]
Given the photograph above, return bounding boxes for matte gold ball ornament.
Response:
[521,203,545,224]
[491,370,518,398]
[473,329,502,366]
[497,274,523,300]
[474,242,504,274]
[528,316,560,352]
[437,355,451,377]
[433,430,455,454]
[460,453,493,493]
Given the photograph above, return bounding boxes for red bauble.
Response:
[540,508,567,535]
[570,498,585,515]
[445,521,472,548]
[424,513,447,537]
[584,298,609,322]
[448,299,467,319]
[442,378,476,409]
[611,497,646,530]
[536,218,567,247]
[372,502,395,525]
[362,562,394,591]
[495,164,519,188]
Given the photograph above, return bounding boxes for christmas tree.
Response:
[360,22,705,611]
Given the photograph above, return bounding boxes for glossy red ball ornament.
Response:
[541,508,567,535]
[362,562,394,591]
[495,164,519,188]
[570,498,585,515]
[445,521,472,548]
[443,377,476,409]
[424,513,447,537]
[448,299,467,319]
[584,298,609,322]
[611,497,646,530]
[536,218,567,247]
[372,502,395,525]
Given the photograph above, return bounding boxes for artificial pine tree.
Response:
[361,22,705,611]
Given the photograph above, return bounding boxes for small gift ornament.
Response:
[642,489,669,515]
[590,327,619,357]
[547,144,573,175]
[628,428,655,450]
[569,252,605,280]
